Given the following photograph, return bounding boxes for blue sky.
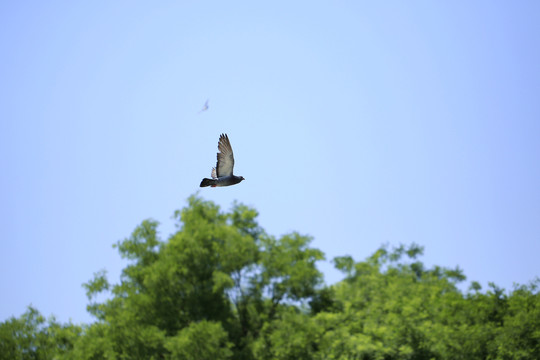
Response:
[1,1,539,324]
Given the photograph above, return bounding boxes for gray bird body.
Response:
[200,175,244,187]
[200,134,245,188]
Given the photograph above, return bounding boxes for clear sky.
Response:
[1,1,539,324]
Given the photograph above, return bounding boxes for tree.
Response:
[2,196,540,359]
[72,195,324,359]
[494,279,540,359]
[312,244,490,359]
[0,307,81,360]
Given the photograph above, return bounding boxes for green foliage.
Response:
[164,321,232,360]
[67,195,323,359]
[0,307,81,360]
[493,279,540,359]
[253,307,321,360]
[310,244,540,360]
[2,197,540,359]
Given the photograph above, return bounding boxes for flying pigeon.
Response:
[200,134,245,187]
[198,99,209,113]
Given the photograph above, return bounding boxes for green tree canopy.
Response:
[74,195,324,359]
[1,196,539,359]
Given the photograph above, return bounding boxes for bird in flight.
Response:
[198,99,209,113]
[200,133,245,187]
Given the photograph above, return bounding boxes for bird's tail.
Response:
[200,178,217,187]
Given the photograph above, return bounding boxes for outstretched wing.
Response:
[216,133,235,177]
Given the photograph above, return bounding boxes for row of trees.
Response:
[1,196,539,359]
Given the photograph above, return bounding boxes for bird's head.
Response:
[240,176,245,182]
